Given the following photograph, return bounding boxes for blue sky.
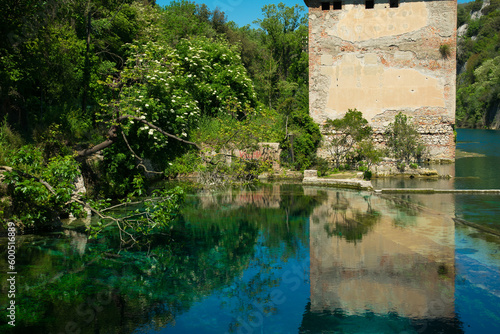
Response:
[156,1,311,27]
[156,1,473,28]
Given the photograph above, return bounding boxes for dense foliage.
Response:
[457,0,500,128]
[324,109,373,169]
[385,113,426,171]
[3,148,82,229]
[0,0,315,230]
[323,109,384,178]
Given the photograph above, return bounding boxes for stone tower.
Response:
[304,0,457,161]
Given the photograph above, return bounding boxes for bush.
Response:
[280,107,322,171]
[313,156,330,177]
[469,0,484,13]
[173,107,284,185]
[164,151,202,178]
[4,147,84,229]
[385,113,426,171]
[357,139,384,172]
[0,117,23,165]
[439,44,452,58]
[457,5,470,27]
[35,124,73,161]
[466,19,481,38]
[100,141,144,198]
[323,109,373,169]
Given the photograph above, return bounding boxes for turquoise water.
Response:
[372,128,500,229]
[1,129,499,334]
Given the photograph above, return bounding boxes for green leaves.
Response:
[104,36,257,148]
[457,55,500,127]
[254,3,308,110]
[88,186,185,243]
[325,109,373,144]
[175,37,257,116]
[95,34,261,194]
[3,145,83,228]
[280,107,322,171]
[457,0,500,128]
[145,186,184,229]
[324,109,375,170]
[385,112,426,170]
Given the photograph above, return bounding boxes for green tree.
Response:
[456,0,500,128]
[159,0,217,45]
[0,0,159,137]
[385,112,426,171]
[457,55,500,127]
[254,2,308,110]
[357,140,384,180]
[323,109,374,169]
[279,98,321,171]
[2,146,83,229]
[88,36,258,195]
[0,0,328,229]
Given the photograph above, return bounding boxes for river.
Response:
[0,129,499,334]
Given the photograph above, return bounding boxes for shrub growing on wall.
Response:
[323,109,373,169]
[385,112,426,171]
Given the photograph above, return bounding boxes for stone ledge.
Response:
[303,170,373,191]
[373,163,442,178]
[259,171,303,181]
[376,189,500,194]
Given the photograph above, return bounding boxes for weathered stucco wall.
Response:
[305,0,457,160]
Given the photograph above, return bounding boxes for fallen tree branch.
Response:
[69,195,138,245]
[76,115,200,158]
[101,200,142,213]
[77,138,116,158]
[121,115,200,149]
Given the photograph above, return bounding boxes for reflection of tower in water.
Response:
[304,188,461,332]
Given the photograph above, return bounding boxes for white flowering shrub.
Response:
[175,37,257,116]
[98,37,258,195]
[115,42,200,151]
[106,37,257,146]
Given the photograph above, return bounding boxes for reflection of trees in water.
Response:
[4,216,260,333]
[5,185,319,333]
[184,184,326,257]
[324,210,381,243]
[383,194,423,228]
[221,235,284,333]
[320,192,381,243]
[177,184,320,332]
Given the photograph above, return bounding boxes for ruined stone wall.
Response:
[203,142,282,170]
[305,0,457,160]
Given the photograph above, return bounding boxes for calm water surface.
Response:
[1,129,499,334]
[372,128,500,228]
